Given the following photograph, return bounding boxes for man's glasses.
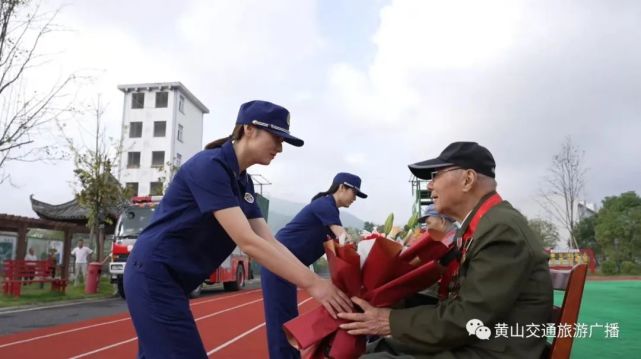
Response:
[430,167,462,181]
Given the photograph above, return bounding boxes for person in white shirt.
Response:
[71,240,93,286]
[23,247,38,284]
[24,247,38,261]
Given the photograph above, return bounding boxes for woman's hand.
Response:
[306,277,353,319]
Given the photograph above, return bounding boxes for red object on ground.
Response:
[85,262,102,294]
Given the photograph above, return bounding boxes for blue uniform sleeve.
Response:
[243,178,263,219]
[183,153,239,214]
[310,197,341,227]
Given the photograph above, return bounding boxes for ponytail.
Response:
[311,183,342,202]
[204,124,245,150]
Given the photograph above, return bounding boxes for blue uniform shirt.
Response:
[275,195,341,266]
[129,140,262,293]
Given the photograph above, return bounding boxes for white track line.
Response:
[194,298,263,322]
[69,298,266,359]
[208,323,266,355]
[0,289,261,350]
[0,318,131,349]
[190,289,261,307]
[68,337,139,358]
[207,297,315,356]
[0,298,119,315]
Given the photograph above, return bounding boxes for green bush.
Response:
[620,261,641,275]
[600,260,618,275]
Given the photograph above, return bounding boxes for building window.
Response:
[177,124,184,142]
[132,93,144,109]
[129,122,142,138]
[179,95,185,114]
[154,121,166,137]
[125,182,139,196]
[127,152,141,168]
[176,153,182,167]
[151,151,165,167]
[150,182,163,196]
[155,92,168,108]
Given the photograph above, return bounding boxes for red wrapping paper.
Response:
[399,231,450,263]
[283,234,451,359]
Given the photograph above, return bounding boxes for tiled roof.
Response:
[30,195,120,222]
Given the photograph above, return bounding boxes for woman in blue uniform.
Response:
[124,100,352,359]
[261,172,367,359]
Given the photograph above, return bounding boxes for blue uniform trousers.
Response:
[261,267,301,359]
[125,259,207,359]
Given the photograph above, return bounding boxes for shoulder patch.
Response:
[244,192,255,204]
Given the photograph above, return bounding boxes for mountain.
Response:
[265,197,365,233]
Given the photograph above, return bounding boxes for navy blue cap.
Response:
[236,100,304,147]
[332,172,367,198]
[409,141,496,179]
[419,204,455,223]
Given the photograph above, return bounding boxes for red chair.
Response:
[546,264,588,359]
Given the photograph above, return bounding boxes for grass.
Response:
[561,280,641,358]
[0,276,115,308]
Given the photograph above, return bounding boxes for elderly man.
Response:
[338,142,553,359]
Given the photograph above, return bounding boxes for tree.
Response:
[0,0,76,183]
[538,136,587,249]
[62,98,129,261]
[527,218,560,248]
[573,214,601,260]
[594,191,641,272]
[363,221,377,232]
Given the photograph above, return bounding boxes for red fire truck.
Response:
[109,196,249,299]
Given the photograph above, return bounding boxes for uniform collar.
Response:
[327,194,338,208]
[455,211,472,229]
[456,191,498,237]
[221,140,242,179]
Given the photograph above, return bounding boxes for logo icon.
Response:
[466,319,491,340]
[244,192,255,204]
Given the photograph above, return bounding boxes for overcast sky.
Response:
[1,0,640,236]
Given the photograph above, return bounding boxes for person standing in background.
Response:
[71,239,93,286]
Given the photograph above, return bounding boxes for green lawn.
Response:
[0,276,115,308]
[561,280,641,358]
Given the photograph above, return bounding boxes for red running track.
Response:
[0,289,319,358]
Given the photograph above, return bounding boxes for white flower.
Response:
[357,239,376,269]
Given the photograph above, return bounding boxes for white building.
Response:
[117,82,209,196]
[578,200,598,220]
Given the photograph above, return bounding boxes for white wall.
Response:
[118,87,207,196]
[119,90,173,195]
[173,90,204,166]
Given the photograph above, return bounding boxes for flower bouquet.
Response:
[283,229,452,359]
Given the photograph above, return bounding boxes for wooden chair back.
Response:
[547,264,588,359]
